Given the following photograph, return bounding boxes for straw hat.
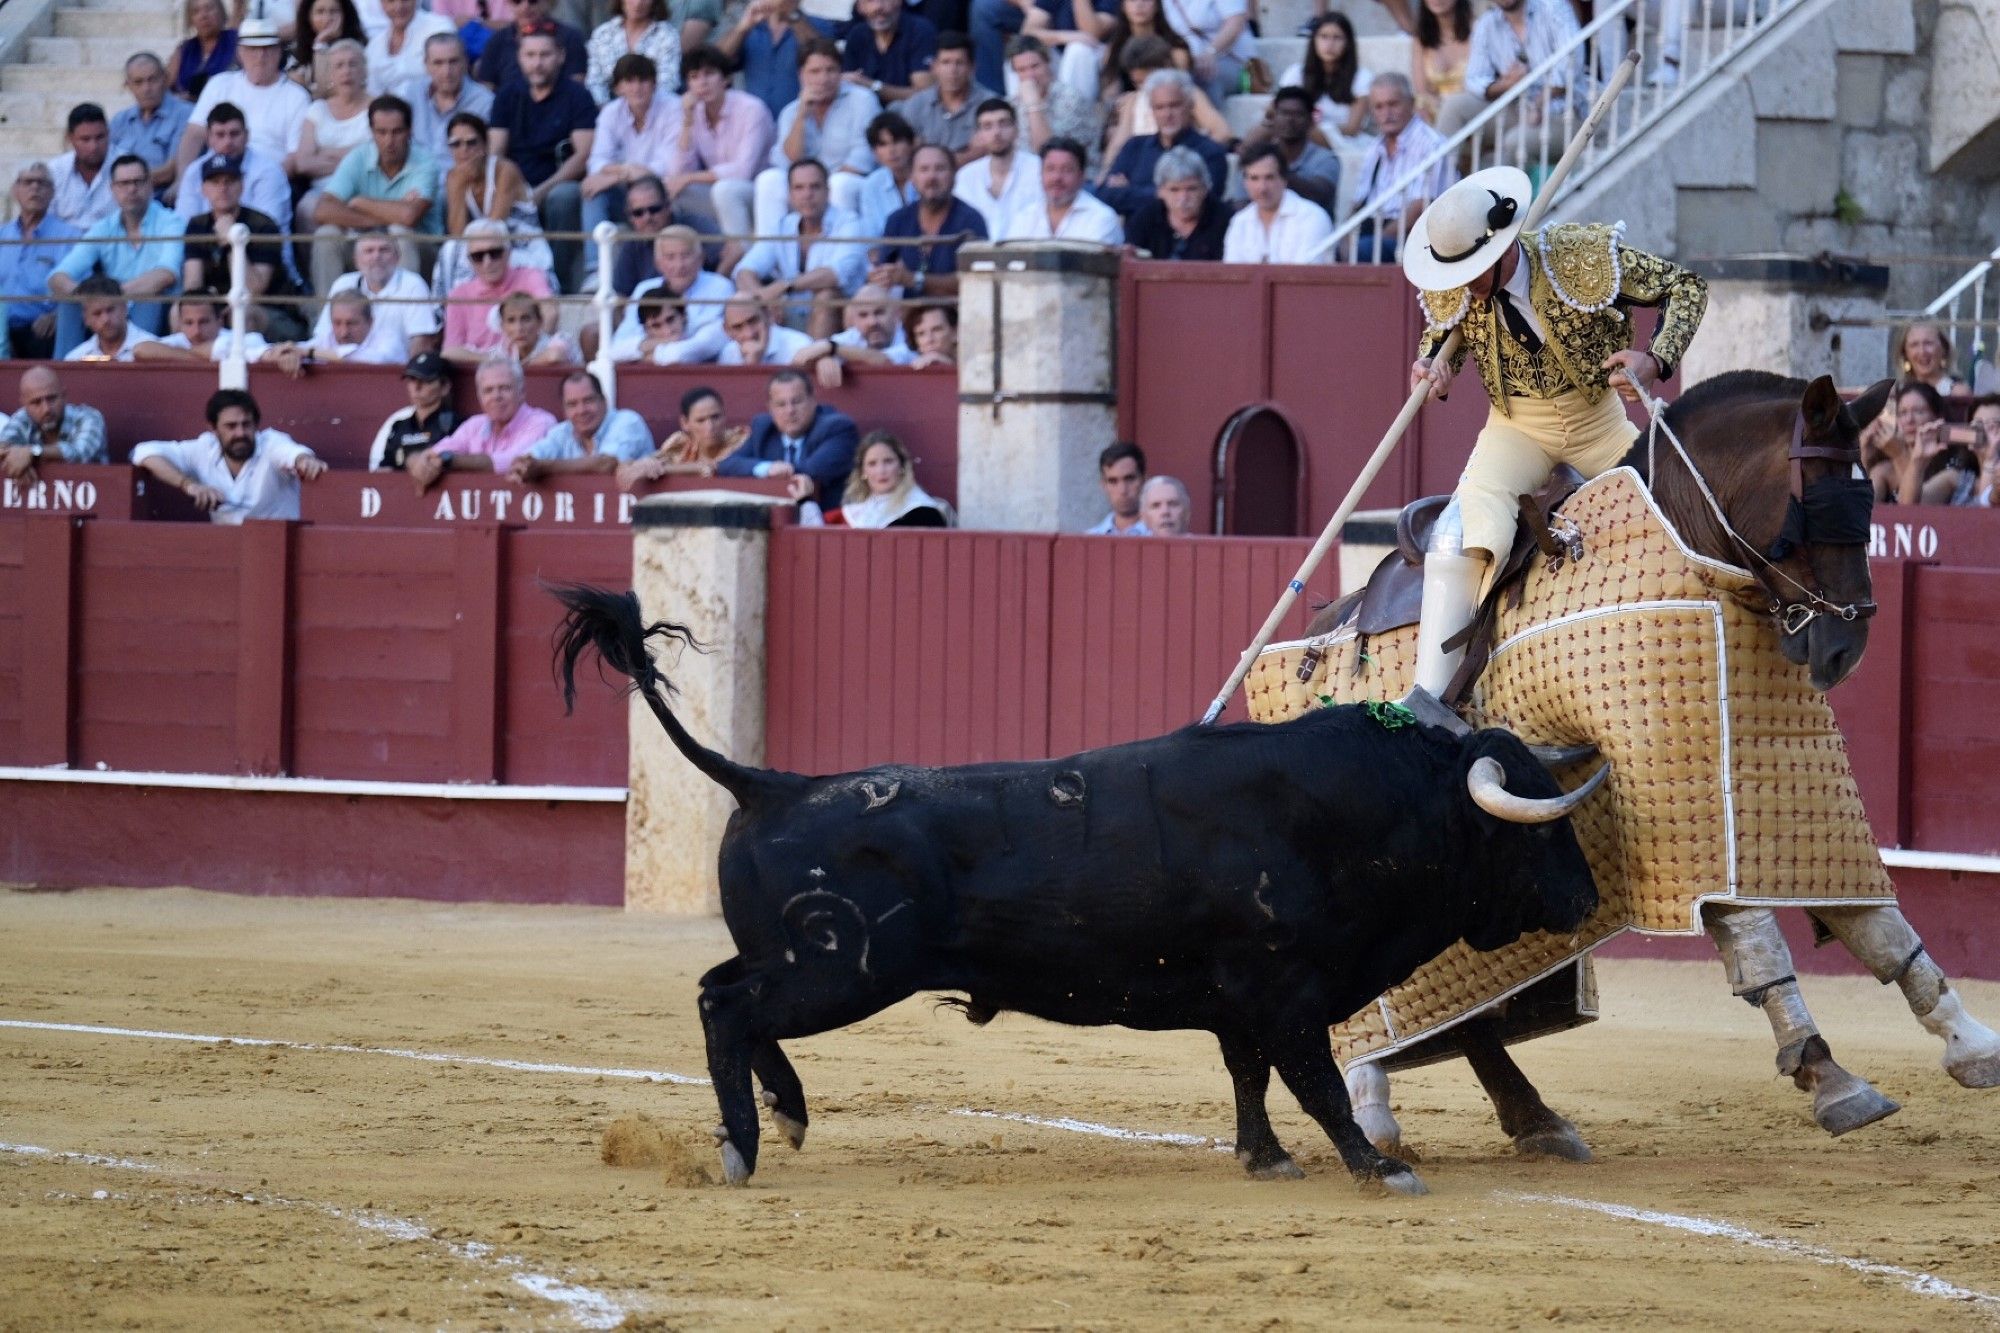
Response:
[1403,167,1532,292]
[238,17,282,45]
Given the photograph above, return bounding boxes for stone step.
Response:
[54,6,185,40]
[0,127,70,158]
[1248,34,1410,85]
[28,34,173,67]
[0,63,129,99]
[1257,0,1409,42]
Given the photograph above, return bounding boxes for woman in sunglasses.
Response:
[441,219,559,360]
[437,109,556,295]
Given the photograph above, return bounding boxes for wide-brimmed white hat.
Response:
[1404,167,1533,292]
[238,17,282,45]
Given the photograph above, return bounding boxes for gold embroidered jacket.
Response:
[1417,223,1708,416]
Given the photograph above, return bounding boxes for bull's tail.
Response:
[550,583,780,807]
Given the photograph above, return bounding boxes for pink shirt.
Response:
[430,0,515,23]
[438,404,557,472]
[443,266,553,356]
[672,89,776,182]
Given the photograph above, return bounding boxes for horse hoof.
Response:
[772,1109,807,1151]
[1352,1105,1404,1158]
[1243,1155,1306,1181]
[1515,1125,1593,1163]
[1946,1052,2000,1090]
[760,1089,778,1108]
[1813,1080,1900,1137]
[1378,1169,1428,1197]
[719,1141,751,1186]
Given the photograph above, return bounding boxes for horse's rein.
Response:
[1624,371,1877,635]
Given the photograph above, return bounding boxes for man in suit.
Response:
[715,367,858,507]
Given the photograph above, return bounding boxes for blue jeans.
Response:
[540,180,585,293]
[55,293,170,357]
[581,182,629,284]
[970,0,1025,94]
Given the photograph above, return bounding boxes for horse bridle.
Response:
[1639,381,1878,637]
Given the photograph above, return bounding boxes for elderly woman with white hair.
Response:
[440,218,558,360]
[1124,144,1229,261]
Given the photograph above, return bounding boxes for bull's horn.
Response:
[1467,756,1610,824]
[1528,740,1599,767]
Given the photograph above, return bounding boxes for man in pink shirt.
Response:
[406,358,557,492]
[666,44,775,251]
[442,219,556,360]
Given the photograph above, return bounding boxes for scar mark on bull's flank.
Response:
[860,780,901,811]
[1253,873,1276,921]
[1049,771,1086,807]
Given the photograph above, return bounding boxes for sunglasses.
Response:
[447,136,482,149]
[628,202,666,218]
[468,248,507,262]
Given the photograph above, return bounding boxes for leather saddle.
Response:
[1314,465,1589,704]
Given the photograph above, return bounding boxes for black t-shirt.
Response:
[375,406,459,471]
[1125,197,1230,263]
[489,77,598,187]
[187,208,300,296]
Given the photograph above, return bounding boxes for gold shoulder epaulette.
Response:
[1535,222,1625,314]
[1419,286,1471,337]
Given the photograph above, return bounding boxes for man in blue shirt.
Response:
[1093,68,1227,219]
[843,0,937,104]
[0,165,83,359]
[509,370,655,481]
[47,154,185,355]
[474,0,589,89]
[490,28,599,291]
[871,143,986,299]
[309,95,443,303]
[718,0,821,115]
[110,54,193,196]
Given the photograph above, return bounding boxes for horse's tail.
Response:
[550,583,782,808]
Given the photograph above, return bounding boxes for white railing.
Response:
[1924,245,2000,386]
[1313,0,1795,263]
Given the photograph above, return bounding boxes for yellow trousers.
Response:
[1455,389,1638,567]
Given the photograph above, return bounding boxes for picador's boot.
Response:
[1812,906,2000,1089]
[1406,499,1489,705]
[1706,906,1899,1135]
[1344,1060,1404,1157]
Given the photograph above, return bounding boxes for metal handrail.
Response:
[1310,0,1798,264]
[1923,243,2000,383]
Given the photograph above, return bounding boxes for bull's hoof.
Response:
[761,1090,808,1149]
[1514,1124,1593,1163]
[1946,1052,2000,1090]
[1378,1168,1428,1197]
[1240,1153,1306,1181]
[1811,1073,1900,1137]
[719,1140,751,1186]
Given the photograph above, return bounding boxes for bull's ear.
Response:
[1801,375,1844,436]
[1843,377,1896,434]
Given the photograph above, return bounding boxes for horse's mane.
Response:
[1620,370,1806,481]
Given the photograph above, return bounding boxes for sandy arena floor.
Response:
[1,886,1997,1331]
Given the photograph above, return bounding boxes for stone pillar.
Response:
[1681,256,1891,390]
[625,492,786,915]
[956,242,1120,532]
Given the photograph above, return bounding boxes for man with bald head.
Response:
[1,366,109,477]
[792,282,914,387]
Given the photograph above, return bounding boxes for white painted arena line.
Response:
[1503,1191,2000,1313]
[0,1018,708,1085]
[0,1140,630,1329]
[948,1107,1236,1153]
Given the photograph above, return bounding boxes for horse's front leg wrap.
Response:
[1705,905,1815,1058]
[1812,905,2000,1089]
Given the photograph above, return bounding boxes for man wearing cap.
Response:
[182,154,308,341]
[1399,165,1707,702]
[368,352,460,471]
[179,20,312,175]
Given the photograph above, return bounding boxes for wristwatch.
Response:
[28,443,43,460]
[436,450,456,471]
[871,78,883,94]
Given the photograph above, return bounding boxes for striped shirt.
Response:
[1464,0,1582,103]
[1350,115,1458,222]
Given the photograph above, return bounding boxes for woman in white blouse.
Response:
[289,39,373,229]
[586,0,682,104]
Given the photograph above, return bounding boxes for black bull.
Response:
[555,585,1603,1194]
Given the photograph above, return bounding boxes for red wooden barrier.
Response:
[764,527,1337,775]
[301,470,792,528]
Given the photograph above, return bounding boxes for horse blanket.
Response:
[1245,467,1897,1069]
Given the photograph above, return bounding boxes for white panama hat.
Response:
[1403,166,1533,292]
[237,17,282,45]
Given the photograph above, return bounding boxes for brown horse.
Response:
[1316,372,2000,1160]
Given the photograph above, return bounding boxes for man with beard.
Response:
[871,143,986,299]
[131,389,327,523]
